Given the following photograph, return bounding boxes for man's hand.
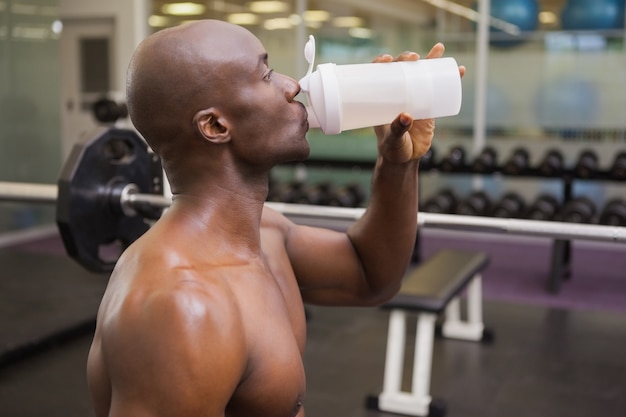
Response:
[373,43,466,165]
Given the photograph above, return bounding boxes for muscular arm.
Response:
[283,44,465,306]
[286,115,424,306]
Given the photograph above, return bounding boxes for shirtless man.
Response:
[86,19,464,417]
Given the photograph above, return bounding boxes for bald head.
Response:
[126,20,265,153]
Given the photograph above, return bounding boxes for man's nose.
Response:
[280,74,300,101]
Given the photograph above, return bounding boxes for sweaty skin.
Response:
[87,20,465,417]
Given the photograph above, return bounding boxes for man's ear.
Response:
[193,108,231,144]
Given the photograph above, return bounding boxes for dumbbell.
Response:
[559,197,596,224]
[421,188,458,214]
[610,151,626,181]
[419,147,436,171]
[266,178,285,202]
[598,198,626,226]
[491,192,526,218]
[275,181,308,204]
[438,146,466,172]
[526,194,560,221]
[502,147,530,176]
[472,146,498,174]
[456,191,491,216]
[299,182,337,205]
[93,98,128,124]
[275,181,331,204]
[574,149,599,179]
[538,148,565,177]
[329,183,365,208]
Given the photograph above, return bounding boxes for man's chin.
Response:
[284,147,310,164]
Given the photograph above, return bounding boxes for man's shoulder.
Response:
[105,249,243,331]
[261,204,292,230]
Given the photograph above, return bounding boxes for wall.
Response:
[0,0,62,231]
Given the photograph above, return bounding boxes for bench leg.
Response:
[382,310,407,396]
[379,310,436,416]
[412,312,436,403]
[442,274,485,342]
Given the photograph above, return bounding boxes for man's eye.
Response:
[264,69,274,81]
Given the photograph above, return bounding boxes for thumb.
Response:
[385,113,413,147]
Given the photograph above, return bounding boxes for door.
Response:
[60,18,115,157]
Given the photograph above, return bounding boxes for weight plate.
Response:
[56,127,163,273]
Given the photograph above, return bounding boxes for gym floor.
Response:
[1,229,625,417]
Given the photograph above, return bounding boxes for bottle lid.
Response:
[299,35,339,134]
[300,63,341,135]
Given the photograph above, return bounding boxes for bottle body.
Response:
[300,57,462,135]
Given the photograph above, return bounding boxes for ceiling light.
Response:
[249,1,289,14]
[227,13,259,25]
[333,16,364,28]
[51,20,63,35]
[263,17,293,30]
[349,27,373,39]
[161,2,206,16]
[303,10,330,23]
[539,11,557,25]
[149,15,171,27]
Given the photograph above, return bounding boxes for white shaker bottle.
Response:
[299,35,463,135]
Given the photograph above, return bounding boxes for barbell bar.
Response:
[263,203,626,243]
[0,181,170,214]
[2,182,626,249]
[0,126,624,274]
[2,181,625,244]
[0,182,58,205]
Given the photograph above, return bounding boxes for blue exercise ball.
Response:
[534,75,600,131]
[457,82,511,129]
[562,0,625,31]
[474,0,540,48]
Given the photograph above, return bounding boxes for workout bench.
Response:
[367,249,491,417]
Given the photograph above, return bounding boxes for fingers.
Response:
[372,54,394,64]
[425,42,445,59]
[395,51,419,62]
[459,65,466,78]
[374,43,446,64]
[373,51,419,63]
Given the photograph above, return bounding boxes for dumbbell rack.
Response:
[418,146,625,294]
[273,148,623,294]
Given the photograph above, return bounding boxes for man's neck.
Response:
[166,179,268,251]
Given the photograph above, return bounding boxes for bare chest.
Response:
[227,274,307,416]
[226,234,307,416]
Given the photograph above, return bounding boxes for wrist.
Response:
[376,155,420,175]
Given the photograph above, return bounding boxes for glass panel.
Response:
[0,0,61,232]
[145,0,626,213]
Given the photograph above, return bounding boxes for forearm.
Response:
[346,156,420,303]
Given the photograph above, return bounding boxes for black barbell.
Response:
[1,127,166,273]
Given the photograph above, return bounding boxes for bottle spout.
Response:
[299,72,311,92]
[303,35,316,77]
